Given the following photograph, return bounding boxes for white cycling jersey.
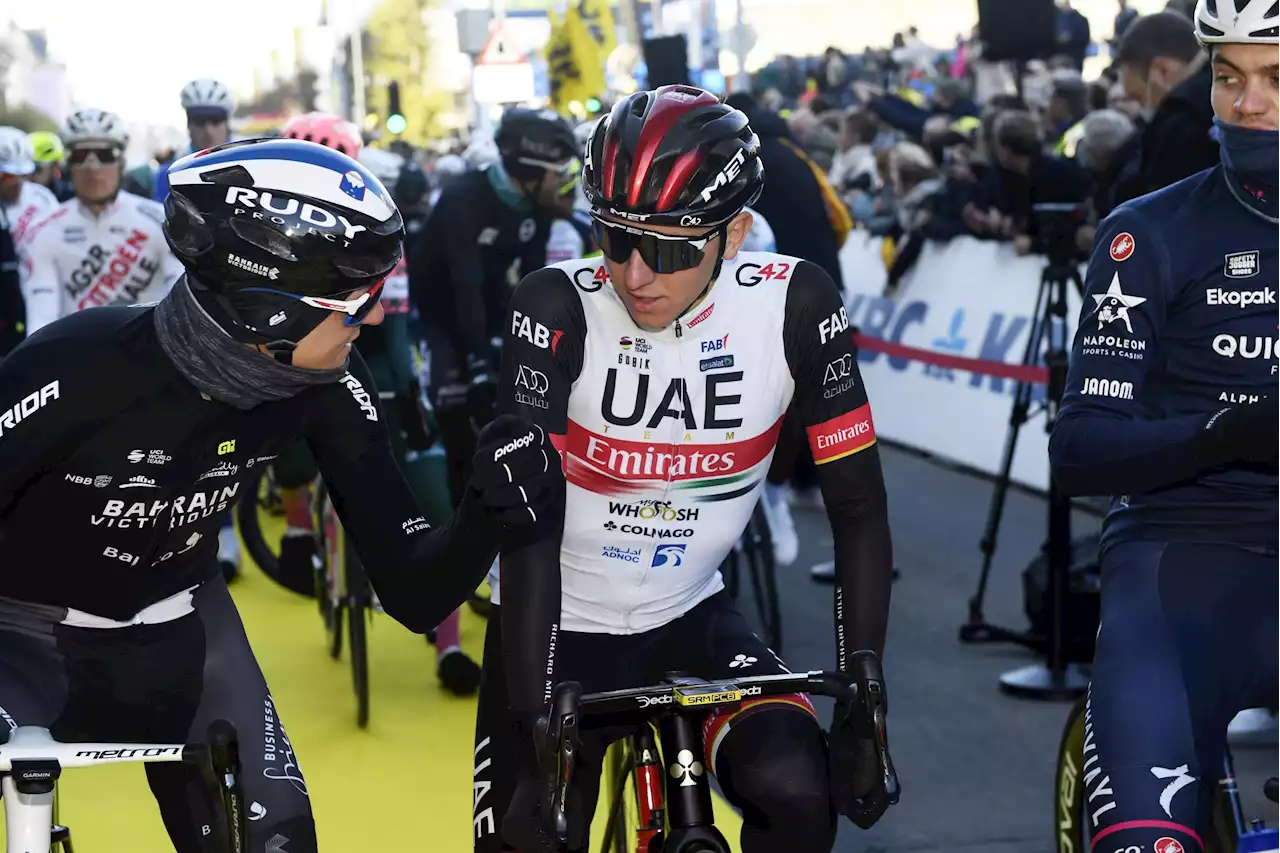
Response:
[18,192,183,334]
[1,181,57,248]
[495,253,874,632]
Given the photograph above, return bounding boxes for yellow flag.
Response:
[577,0,617,57]
[547,5,608,114]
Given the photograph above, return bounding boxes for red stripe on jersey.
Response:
[807,403,876,465]
[560,417,783,494]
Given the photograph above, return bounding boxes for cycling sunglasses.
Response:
[590,215,721,274]
[243,278,386,327]
[67,147,121,168]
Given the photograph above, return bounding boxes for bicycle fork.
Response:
[657,714,731,852]
[631,726,664,851]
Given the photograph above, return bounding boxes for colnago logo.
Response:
[608,500,700,522]
[699,148,747,204]
[223,187,367,242]
[494,431,535,460]
[1207,287,1274,306]
[340,373,378,421]
[615,523,694,538]
[808,403,876,464]
[227,253,280,280]
[91,484,240,530]
[0,380,59,442]
[1081,696,1116,829]
[1081,378,1134,399]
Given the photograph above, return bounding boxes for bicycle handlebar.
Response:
[543,659,898,845]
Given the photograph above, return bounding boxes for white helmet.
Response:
[1194,0,1279,45]
[463,137,499,170]
[0,126,36,176]
[61,108,130,149]
[179,78,236,115]
[358,146,406,189]
[434,154,466,177]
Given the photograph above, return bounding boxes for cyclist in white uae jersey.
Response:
[19,109,182,335]
[475,86,896,853]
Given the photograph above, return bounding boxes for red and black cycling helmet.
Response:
[583,85,763,228]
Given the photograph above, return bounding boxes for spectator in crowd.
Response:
[1112,10,1216,203]
[829,109,881,197]
[1056,1,1094,70]
[1113,0,1140,50]
[986,110,1091,253]
[725,91,845,289]
[1046,73,1092,152]
[1073,108,1138,252]
[787,99,843,171]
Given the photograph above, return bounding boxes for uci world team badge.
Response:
[1224,250,1259,279]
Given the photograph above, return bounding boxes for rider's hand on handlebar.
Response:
[827,651,899,829]
[503,714,589,853]
[469,415,564,527]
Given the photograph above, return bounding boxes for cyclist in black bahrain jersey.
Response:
[0,138,561,853]
[408,108,579,508]
[1049,3,1278,852]
[474,86,896,853]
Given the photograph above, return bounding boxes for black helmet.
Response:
[583,85,763,228]
[495,107,579,182]
[162,137,403,344]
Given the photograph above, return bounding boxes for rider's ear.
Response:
[720,210,754,261]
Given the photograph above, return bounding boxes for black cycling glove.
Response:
[502,714,589,853]
[827,651,899,829]
[1196,396,1278,467]
[469,415,563,526]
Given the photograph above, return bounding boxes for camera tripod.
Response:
[959,256,1090,700]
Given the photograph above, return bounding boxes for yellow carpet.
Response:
[4,521,743,851]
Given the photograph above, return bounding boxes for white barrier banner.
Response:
[839,234,1084,491]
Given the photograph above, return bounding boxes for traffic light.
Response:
[386,81,406,135]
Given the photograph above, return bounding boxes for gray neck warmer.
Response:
[154,277,348,411]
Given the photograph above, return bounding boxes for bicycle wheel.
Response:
[1056,696,1233,853]
[316,486,344,660]
[237,465,282,581]
[346,541,371,730]
[743,505,782,654]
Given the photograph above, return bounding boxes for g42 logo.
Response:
[573,265,610,293]
[735,262,792,287]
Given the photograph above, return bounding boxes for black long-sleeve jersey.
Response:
[493,254,894,716]
[0,306,499,631]
[408,168,552,365]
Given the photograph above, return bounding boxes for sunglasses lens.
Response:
[69,148,118,166]
[592,221,710,273]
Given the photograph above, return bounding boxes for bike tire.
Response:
[316,484,343,660]
[1055,695,1233,853]
[745,506,782,654]
[599,740,635,853]
[347,542,371,730]
[237,466,282,583]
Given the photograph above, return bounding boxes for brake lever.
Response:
[544,681,583,843]
[849,651,899,803]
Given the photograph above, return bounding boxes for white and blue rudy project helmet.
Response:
[162,138,404,344]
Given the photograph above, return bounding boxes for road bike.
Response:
[1,720,247,853]
[1054,696,1279,853]
[720,502,782,654]
[544,654,899,853]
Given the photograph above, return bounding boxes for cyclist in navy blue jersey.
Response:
[1049,3,1278,851]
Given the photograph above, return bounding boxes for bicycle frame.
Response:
[1,722,246,853]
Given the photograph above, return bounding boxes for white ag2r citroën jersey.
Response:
[18,192,184,334]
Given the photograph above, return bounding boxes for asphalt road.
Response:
[735,443,1278,853]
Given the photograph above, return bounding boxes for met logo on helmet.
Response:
[223,187,367,240]
[699,149,746,204]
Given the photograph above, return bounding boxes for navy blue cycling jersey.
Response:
[1051,165,1278,550]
